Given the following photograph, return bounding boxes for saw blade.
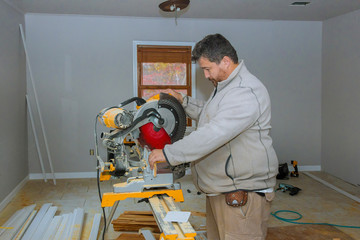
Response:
[158,93,187,143]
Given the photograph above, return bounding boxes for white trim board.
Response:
[29,172,97,180]
[0,176,29,213]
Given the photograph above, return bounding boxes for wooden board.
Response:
[148,196,178,237]
[162,196,196,238]
[112,211,160,233]
[116,232,161,240]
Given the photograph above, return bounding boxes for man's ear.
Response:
[221,56,232,68]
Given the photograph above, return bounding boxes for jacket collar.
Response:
[217,60,244,92]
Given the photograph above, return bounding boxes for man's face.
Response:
[198,57,227,87]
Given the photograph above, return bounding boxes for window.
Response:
[134,42,196,128]
[136,45,192,99]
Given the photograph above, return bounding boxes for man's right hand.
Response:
[162,89,183,104]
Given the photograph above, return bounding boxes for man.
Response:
[149,33,278,240]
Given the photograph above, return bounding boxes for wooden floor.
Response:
[0,171,359,239]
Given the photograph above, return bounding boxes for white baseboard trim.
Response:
[0,176,29,212]
[288,165,321,172]
[29,172,97,180]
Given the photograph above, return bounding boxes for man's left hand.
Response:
[149,149,166,169]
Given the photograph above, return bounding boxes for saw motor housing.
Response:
[95,93,187,194]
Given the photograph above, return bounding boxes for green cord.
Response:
[271,210,360,229]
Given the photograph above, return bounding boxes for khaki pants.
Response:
[206,192,274,240]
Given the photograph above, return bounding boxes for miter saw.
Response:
[94,93,200,240]
[94,93,188,206]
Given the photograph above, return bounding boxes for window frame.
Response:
[133,41,196,100]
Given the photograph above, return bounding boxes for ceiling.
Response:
[5,0,360,21]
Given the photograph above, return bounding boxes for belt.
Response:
[256,192,265,197]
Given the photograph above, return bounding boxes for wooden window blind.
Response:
[137,45,192,99]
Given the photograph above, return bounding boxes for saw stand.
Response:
[99,149,206,239]
[100,160,204,240]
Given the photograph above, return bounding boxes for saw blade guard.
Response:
[138,93,187,149]
[139,122,171,150]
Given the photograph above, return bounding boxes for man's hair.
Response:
[191,34,238,64]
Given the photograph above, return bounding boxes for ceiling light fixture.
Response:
[159,0,190,12]
[159,0,190,24]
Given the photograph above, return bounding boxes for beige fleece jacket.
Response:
[163,61,278,194]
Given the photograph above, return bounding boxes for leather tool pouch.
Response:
[225,190,248,207]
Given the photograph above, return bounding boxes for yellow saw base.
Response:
[101,189,184,208]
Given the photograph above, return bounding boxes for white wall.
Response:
[0,1,26,203]
[322,9,360,186]
[25,14,322,174]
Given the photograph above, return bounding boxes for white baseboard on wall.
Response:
[288,165,321,172]
[29,171,97,180]
[0,176,29,212]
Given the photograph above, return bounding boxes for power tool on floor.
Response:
[276,163,289,180]
[276,183,301,196]
[290,160,299,177]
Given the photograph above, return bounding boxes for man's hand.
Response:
[162,89,183,104]
[149,149,166,169]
